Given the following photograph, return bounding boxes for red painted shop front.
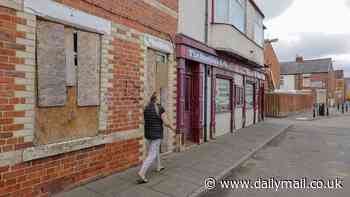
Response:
[175,34,265,147]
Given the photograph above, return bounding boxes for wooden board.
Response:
[145,49,157,104]
[37,20,67,107]
[77,31,100,106]
[156,63,169,90]
[35,87,98,145]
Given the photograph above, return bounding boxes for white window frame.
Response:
[253,11,264,46]
[215,0,247,33]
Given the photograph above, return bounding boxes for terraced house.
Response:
[0,0,177,195]
[176,0,266,146]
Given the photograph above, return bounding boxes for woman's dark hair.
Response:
[150,92,157,103]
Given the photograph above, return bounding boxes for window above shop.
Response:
[214,0,246,33]
[253,11,264,47]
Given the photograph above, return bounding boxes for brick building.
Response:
[264,39,281,91]
[280,56,335,109]
[346,78,350,102]
[334,70,345,105]
[0,0,177,196]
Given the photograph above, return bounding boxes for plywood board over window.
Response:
[35,20,100,145]
[37,20,67,107]
[145,49,157,104]
[77,31,100,106]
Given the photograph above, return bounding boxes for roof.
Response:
[280,58,333,75]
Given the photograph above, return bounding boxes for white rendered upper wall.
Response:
[178,0,265,65]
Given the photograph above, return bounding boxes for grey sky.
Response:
[255,0,294,20]
[255,0,350,77]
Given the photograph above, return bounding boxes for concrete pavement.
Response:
[55,121,291,197]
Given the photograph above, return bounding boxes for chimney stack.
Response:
[296,55,304,63]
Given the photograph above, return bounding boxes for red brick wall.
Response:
[0,138,142,197]
[296,72,336,102]
[0,7,32,153]
[107,37,143,132]
[55,0,178,39]
[0,0,178,195]
[264,42,281,89]
[157,0,178,10]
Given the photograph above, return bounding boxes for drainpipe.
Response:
[204,0,209,44]
[203,0,209,141]
[204,65,208,142]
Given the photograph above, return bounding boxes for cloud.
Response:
[274,33,350,77]
[254,0,295,20]
[274,33,350,61]
[346,0,350,8]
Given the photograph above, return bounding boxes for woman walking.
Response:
[137,92,175,184]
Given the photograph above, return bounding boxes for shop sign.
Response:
[187,48,265,80]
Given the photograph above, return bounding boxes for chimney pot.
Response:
[296,55,304,63]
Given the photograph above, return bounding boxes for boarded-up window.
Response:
[35,20,101,144]
[37,20,67,107]
[155,52,168,91]
[77,31,100,106]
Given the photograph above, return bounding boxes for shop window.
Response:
[216,78,231,113]
[245,81,254,109]
[35,20,100,144]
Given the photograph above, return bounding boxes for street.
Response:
[202,115,350,197]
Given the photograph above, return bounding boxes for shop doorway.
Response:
[183,61,203,146]
[184,63,194,145]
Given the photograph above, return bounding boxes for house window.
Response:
[215,0,246,33]
[303,74,311,88]
[280,76,284,86]
[254,12,264,46]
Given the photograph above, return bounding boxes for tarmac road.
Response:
[202,116,350,197]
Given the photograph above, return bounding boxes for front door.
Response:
[184,74,193,143]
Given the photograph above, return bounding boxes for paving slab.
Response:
[55,187,101,197]
[55,120,291,197]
